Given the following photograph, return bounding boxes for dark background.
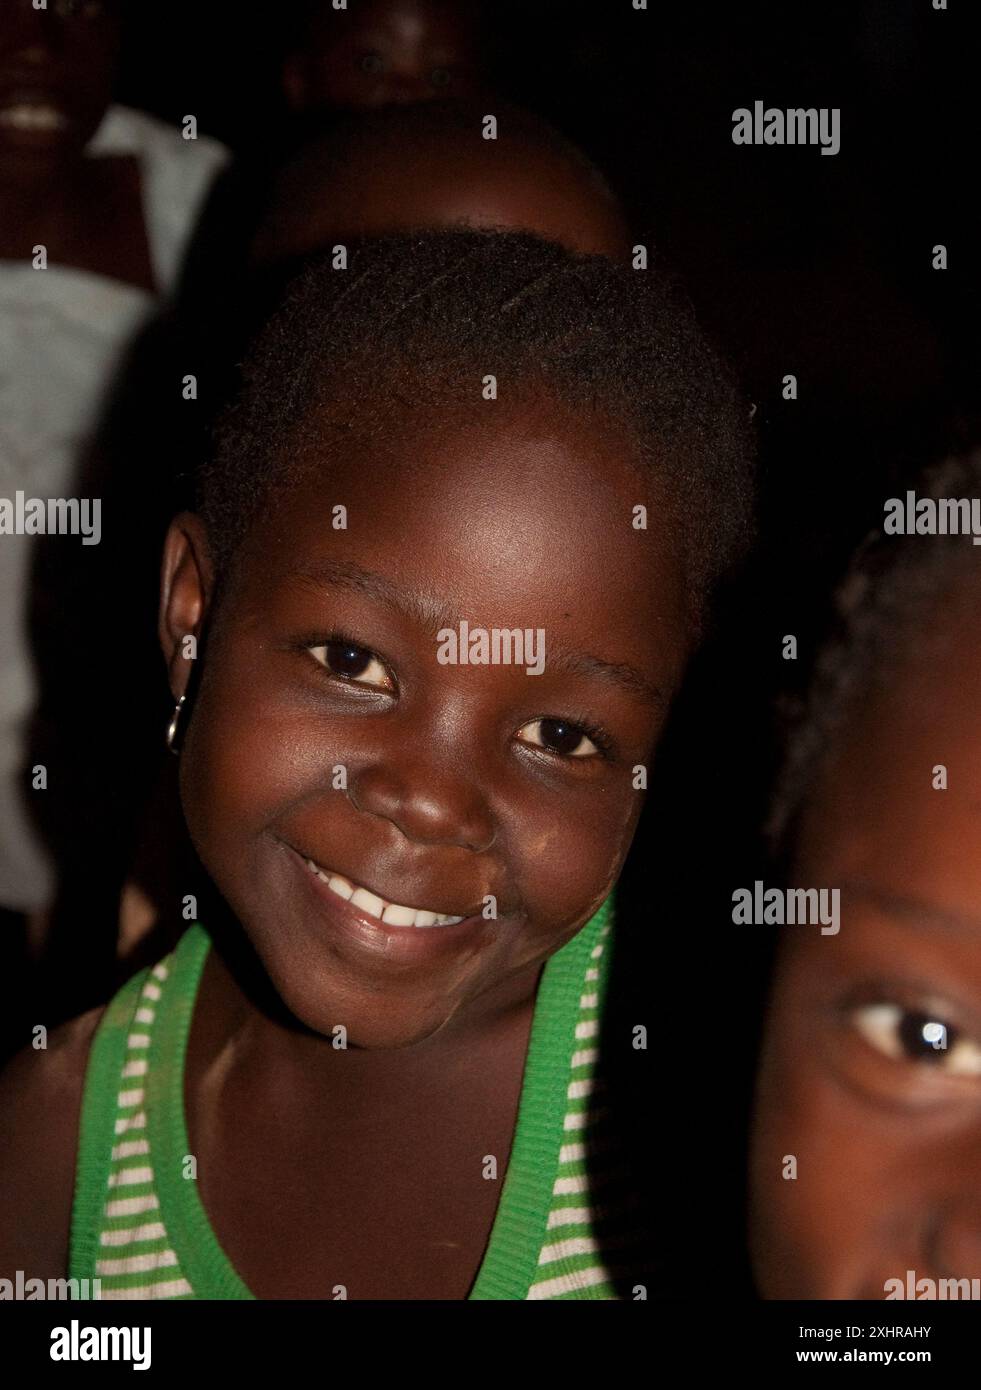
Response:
[117,0,979,604]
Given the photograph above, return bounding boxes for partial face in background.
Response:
[283,0,483,114]
[750,573,981,1298]
[161,399,689,1051]
[0,0,121,170]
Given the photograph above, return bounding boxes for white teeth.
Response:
[350,886,385,919]
[381,903,417,927]
[303,857,467,928]
[0,104,68,132]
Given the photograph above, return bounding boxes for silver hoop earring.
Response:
[165,695,187,755]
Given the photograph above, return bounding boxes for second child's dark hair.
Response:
[199,229,755,621]
[768,447,981,860]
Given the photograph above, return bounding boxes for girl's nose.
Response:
[347,757,497,853]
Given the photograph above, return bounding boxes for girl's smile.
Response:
[297,852,471,926]
[278,838,499,970]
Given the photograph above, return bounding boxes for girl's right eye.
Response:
[359,51,385,74]
[850,1001,981,1077]
[308,639,395,692]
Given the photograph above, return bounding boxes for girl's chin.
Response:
[259,957,463,1050]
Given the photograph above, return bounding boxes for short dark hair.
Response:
[199,228,755,620]
[768,447,981,858]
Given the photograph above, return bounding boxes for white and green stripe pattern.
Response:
[89,959,192,1298]
[526,917,647,1300]
[71,897,649,1300]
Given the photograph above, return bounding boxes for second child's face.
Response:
[750,581,981,1298]
[162,403,688,1048]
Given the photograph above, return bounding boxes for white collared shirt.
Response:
[0,106,228,909]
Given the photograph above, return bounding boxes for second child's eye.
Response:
[851,1002,981,1077]
[515,717,601,759]
[308,639,394,691]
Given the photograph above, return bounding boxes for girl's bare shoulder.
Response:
[0,1006,106,1281]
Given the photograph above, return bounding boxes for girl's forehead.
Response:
[283,397,655,516]
[269,430,667,581]
[225,417,689,671]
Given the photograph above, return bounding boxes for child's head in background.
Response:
[250,101,632,267]
[193,102,631,437]
[159,230,753,1051]
[751,449,981,1298]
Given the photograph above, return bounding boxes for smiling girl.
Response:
[0,230,753,1299]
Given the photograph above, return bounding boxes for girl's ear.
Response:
[159,513,214,700]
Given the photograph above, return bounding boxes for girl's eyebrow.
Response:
[841,880,981,938]
[544,648,666,709]
[290,558,453,633]
[289,558,666,709]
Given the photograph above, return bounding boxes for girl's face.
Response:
[161,402,688,1048]
[750,581,981,1298]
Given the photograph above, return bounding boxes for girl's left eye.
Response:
[308,639,394,691]
[851,1002,981,1077]
[515,717,601,759]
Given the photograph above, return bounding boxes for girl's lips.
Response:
[280,842,493,968]
[301,855,468,928]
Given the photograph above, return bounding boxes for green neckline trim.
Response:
[468,893,614,1299]
[146,893,616,1300]
[70,962,156,1289]
[146,925,253,1299]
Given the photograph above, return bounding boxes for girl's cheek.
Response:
[515,787,637,928]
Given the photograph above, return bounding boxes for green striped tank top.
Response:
[69,894,648,1299]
